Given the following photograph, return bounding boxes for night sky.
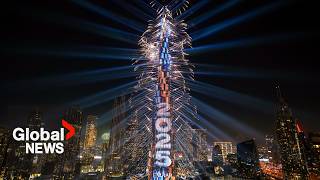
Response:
[3,0,320,142]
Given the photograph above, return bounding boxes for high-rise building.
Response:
[54,106,83,179]
[275,86,308,179]
[192,129,208,162]
[264,134,280,163]
[1,109,46,179]
[80,143,104,176]
[3,139,31,179]
[225,153,237,176]
[295,120,309,171]
[307,132,320,178]
[122,110,145,176]
[0,127,11,178]
[109,96,126,155]
[39,153,57,179]
[212,142,236,176]
[80,115,98,175]
[189,128,208,177]
[134,6,201,179]
[105,96,127,177]
[27,109,47,179]
[27,108,44,131]
[212,145,224,175]
[265,135,274,152]
[84,115,97,149]
[236,139,261,179]
[258,135,284,179]
[257,135,278,163]
[213,142,235,163]
[309,132,320,155]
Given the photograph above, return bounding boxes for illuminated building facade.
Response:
[307,132,320,178]
[212,145,224,175]
[147,13,175,178]
[213,142,235,163]
[275,86,308,179]
[27,108,44,131]
[122,110,148,177]
[257,135,283,179]
[81,115,98,174]
[226,153,237,166]
[0,127,30,179]
[236,139,261,178]
[54,106,83,179]
[0,127,11,178]
[109,96,126,155]
[264,134,280,163]
[84,115,97,149]
[309,133,320,155]
[193,129,208,162]
[207,145,213,162]
[134,5,200,179]
[106,96,127,177]
[27,109,47,178]
[80,145,104,175]
[295,120,309,173]
[0,109,47,179]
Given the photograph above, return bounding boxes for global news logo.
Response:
[12,119,75,154]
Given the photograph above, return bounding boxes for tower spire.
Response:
[275,84,283,100]
[275,84,286,106]
[274,85,309,178]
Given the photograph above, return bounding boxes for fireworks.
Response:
[129,6,201,179]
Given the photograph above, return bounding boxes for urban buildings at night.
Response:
[275,86,309,179]
[54,107,84,179]
[307,132,320,178]
[236,139,261,179]
[1,90,320,179]
[83,115,97,150]
[3,0,320,180]
[106,96,127,178]
[213,142,236,163]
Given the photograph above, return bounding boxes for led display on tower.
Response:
[134,2,202,178]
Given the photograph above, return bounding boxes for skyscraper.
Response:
[80,115,98,174]
[193,129,208,162]
[307,132,320,178]
[134,5,200,179]
[27,109,47,179]
[84,115,97,149]
[27,108,44,131]
[295,120,309,172]
[236,139,260,179]
[213,142,236,163]
[212,145,224,175]
[0,127,11,178]
[191,128,208,176]
[264,134,280,163]
[275,86,308,179]
[106,96,127,177]
[54,106,83,179]
[122,109,146,177]
[1,108,46,179]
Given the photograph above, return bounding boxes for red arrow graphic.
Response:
[62,119,75,140]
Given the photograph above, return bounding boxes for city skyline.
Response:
[3,83,317,144]
[4,0,320,139]
[2,0,320,179]
[1,92,320,178]
[4,85,318,143]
